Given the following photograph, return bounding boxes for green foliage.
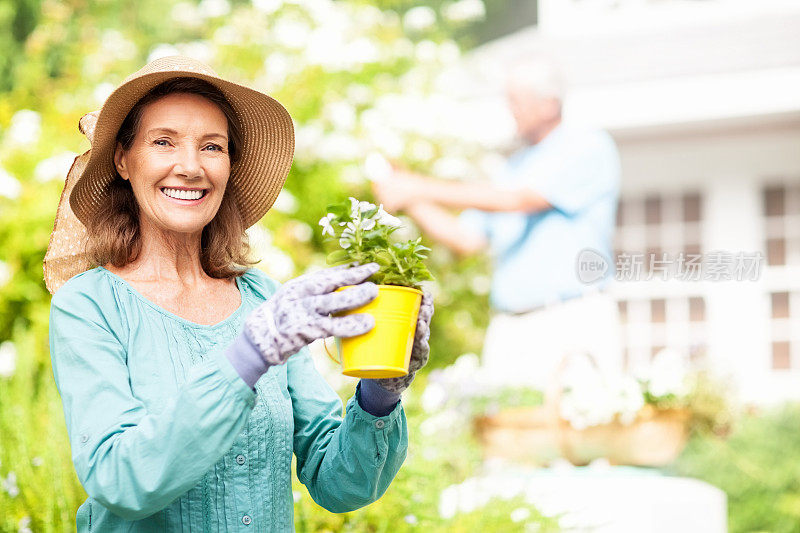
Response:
[0,0,491,528]
[290,378,560,532]
[320,197,434,289]
[471,386,544,418]
[644,370,733,436]
[671,403,800,533]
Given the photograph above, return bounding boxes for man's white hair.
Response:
[505,55,566,102]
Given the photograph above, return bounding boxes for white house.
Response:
[443,0,800,404]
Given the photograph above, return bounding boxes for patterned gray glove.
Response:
[371,289,434,393]
[244,262,380,365]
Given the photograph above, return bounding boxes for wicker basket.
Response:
[556,405,690,466]
[473,405,561,466]
[473,353,691,467]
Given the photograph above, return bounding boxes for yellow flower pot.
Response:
[326,284,422,378]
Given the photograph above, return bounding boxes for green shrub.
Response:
[671,403,800,533]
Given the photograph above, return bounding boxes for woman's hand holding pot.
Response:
[368,289,434,394]
[244,263,380,366]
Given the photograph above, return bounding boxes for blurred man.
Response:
[372,57,623,389]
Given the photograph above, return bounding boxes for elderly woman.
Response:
[46,56,433,531]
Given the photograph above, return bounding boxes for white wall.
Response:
[612,118,800,404]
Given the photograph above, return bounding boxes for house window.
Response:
[617,296,707,372]
[761,184,800,267]
[763,184,800,370]
[615,192,703,275]
[768,290,799,370]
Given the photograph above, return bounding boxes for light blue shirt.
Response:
[459,123,620,313]
[49,266,407,531]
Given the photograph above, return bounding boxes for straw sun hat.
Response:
[43,55,295,295]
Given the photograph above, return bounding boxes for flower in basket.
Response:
[637,347,691,400]
[554,350,717,466]
[558,356,645,430]
[317,197,434,379]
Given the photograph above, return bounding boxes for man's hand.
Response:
[371,167,426,212]
[372,160,552,214]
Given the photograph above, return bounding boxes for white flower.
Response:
[261,249,295,282]
[273,17,312,50]
[404,514,418,525]
[18,516,32,533]
[100,29,136,60]
[442,0,486,23]
[93,82,115,106]
[6,109,41,146]
[469,274,491,295]
[148,43,181,62]
[252,0,281,14]
[198,0,230,18]
[510,507,531,523]
[318,213,336,237]
[414,40,439,63]
[647,348,689,397]
[212,25,240,45]
[1,471,18,497]
[34,151,78,183]
[421,382,448,412]
[612,375,645,425]
[439,485,459,519]
[377,205,403,228]
[361,217,376,231]
[344,37,379,66]
[273,189,298,214]
[316,131,362,161]
[0,166,21,200]
[403,6,436,32]
[348,196,376,217]
[363,152,392,183]
[339,225,356,249]
[171,2,203,28]
[558,359,616,429]
[323,100,357,131]
[409,139,436,162]
[291,222,313,242]
[346,84,373,106]
[0,341,16,378]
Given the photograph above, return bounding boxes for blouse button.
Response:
[242,514,252,525]
[80,434,89,444]
[374,419,385,429]
[236,454,246,465]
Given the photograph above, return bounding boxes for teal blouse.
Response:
[48,266,408,531]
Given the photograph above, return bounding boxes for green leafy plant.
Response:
[318,197,434,289]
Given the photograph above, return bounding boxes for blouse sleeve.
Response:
[48,284,257,521]
[288,347,408,512]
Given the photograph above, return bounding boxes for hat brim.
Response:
[70,64,295,229]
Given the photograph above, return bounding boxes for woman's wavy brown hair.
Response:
[85,77,260,280]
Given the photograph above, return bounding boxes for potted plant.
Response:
[424,349,730,467]
[318,197,434,378]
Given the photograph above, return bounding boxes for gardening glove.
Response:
[368,288,434,394]
[244,262,380,366]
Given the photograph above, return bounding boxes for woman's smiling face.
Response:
[113,92,231,236]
